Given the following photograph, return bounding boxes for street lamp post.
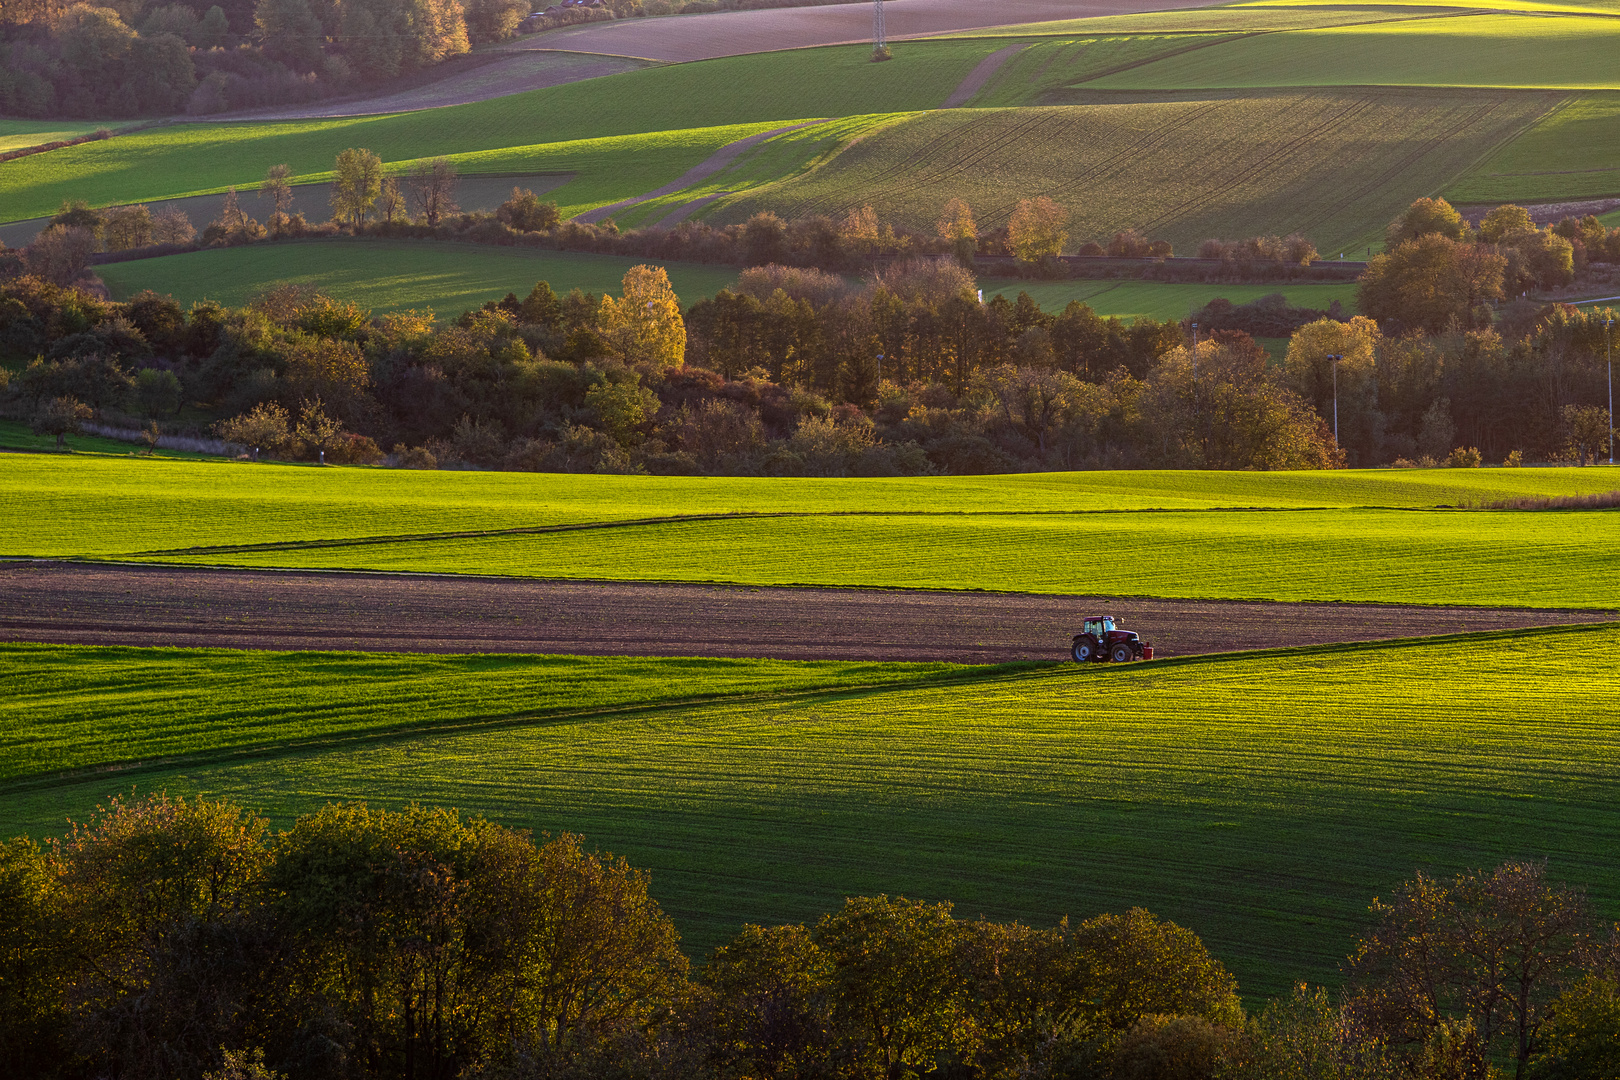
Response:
[1327,354,1343,446]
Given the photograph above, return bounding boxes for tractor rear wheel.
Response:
[1073,640,1094,662]
[1111,643,1135,663]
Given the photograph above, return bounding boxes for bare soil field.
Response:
[521,0,1217,63]
[2,563,1606,662]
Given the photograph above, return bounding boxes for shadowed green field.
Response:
[97,240,744,317]
[4,457,1616,558]
[979,279,1360,319]
[5,626,1618,997]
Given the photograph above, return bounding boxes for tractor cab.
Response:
[1082,616,1116,639]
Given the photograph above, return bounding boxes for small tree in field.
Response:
[1007,196,1069,263]
[330,148,383,226]
[937,198,977,264]
[295,397,346,461]
[216,401,292,458]
[31,396,92,449]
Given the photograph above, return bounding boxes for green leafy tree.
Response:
[329,147,383,226]
[30,395,92,448]
[134,368,182,417]
[1563,404,1612,466]
[814,895,968,1079]
[1007,196,1069,263]
[1386,196,1468,247]
[254,0,323,69]
[1479,204,1536,244]
[1357,235,1505,334]
[496,187,560,232]
[1530,975,1620,1080]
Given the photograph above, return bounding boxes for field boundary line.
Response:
[6,622,1617,792]
[20,557,1620,614]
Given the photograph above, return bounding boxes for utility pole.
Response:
[873,0,886,56]
[1608,319,1614,465]
[1328,354,1343,446]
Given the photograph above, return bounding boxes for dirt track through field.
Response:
[2,563,1607,662]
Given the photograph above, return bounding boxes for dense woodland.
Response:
[1,194,1615,474]
[1,793,1617,1080]
[0,0,860,117]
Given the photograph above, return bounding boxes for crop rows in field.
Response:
[719,91,1559,253]
[4,457,1617,558]
[5,625,1618,996]
[139,507,1620,610]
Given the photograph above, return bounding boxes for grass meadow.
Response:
[714,93,1557,254]
[97,240,745,317]
[0,119,115,153]
[4,456,1617,555]
[4,625,1618,996]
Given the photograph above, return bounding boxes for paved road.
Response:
[3,562,1607,663]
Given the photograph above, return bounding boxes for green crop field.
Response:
[0,41,1003,223]
[1087,14,1620,90]
[970,34,1242,107]
[1448,93,1620,203]
[979,279,1360,320]
[4,456,1616,558]
[0,643,991,781]
[944,3,1454,39]
[97,240,744,317]
[718,93,1558,253]
[141,506,1620,609]
[4,626,1618,996]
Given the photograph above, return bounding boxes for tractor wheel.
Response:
[1111,643,1135,663]
[1072,640,1094,663]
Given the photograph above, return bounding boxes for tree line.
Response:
[2,792,1617,1080]
[0,0,526,119]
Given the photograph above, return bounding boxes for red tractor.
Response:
[1072,615,1154,663]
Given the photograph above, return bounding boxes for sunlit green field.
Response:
[142,506,1620,609]
[5,625,1618,997]
[4,459,1616,607]
[1448,93,1620,203]
[97,240,744,317]
[4,457,1616,555]
[0,41,1001,223]
[1089,14,1620,90]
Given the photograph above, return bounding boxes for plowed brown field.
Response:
[522,0,1217,62]
[2,563,1605,662]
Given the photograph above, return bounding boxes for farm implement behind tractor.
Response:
[1072,615,1153,663]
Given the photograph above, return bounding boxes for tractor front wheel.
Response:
[1073,640,1095,662]
[1111,643,1135,663]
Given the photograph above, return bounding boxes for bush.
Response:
[1446,445,1482,468]
[391,443,438,469]
[133,368,182,418]
[1504,449,1523,467]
